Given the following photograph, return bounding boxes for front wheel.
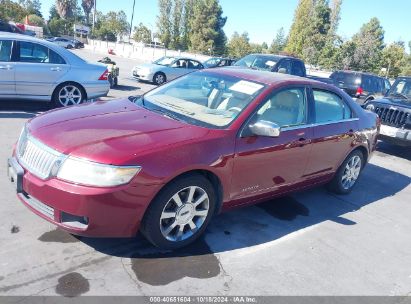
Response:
[153,72,166,85]
[327,150,364,194]
[141,175,216,249]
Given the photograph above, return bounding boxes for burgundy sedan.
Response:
[8,68,379,249]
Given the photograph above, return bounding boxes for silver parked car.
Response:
[0,33,109,107]
[132,56,204,85]
[46,37,75,49]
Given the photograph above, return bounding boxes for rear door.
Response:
[303,87,358,180]
[0,39,16,96]
[14,41,69,98]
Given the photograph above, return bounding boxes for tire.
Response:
[113,77,118,87]
[327,150,364,194]
[108,74,114,88]
[153,72,166,85]
[53,83,85,107]
[141,174,216,250]
[66,44,73,49]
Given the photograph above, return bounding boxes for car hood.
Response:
[28,99,209,165]
[134,63,163,71]
[372,97,411,109]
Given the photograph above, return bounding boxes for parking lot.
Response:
[1,49,411,297]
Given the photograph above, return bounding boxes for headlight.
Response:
[57,157,141,187]
[366,104,375,112]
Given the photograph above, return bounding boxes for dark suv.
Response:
[330,71,391,105]
[234,54,307,77]
[363,76,411,147]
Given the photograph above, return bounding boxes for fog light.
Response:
[61,212,89,229]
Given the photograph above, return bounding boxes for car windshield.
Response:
[204,57,222,67]
[140,71,266,128]
[153,56,177,66]
[388,79,411,100]
[234,54,280,71]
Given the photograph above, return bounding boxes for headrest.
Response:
[273,91,300,108]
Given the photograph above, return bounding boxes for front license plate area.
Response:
[7,158,24,193]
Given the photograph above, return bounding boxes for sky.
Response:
[38,0,411,48]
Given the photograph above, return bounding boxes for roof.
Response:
[202,66,322,87]
[245,53,303,61]
[333,70,381,77]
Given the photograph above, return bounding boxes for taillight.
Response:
[356,87,363,96]
[98,69,109,81]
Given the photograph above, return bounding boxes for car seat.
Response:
[260,91,303,127]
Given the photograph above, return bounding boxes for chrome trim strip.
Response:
[281,118,359,131]
[19,193,54,220]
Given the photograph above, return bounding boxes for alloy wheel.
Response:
[58,85,83,106]
[155,74,165,85]
[341,155,362,190]
[159,186,210,242]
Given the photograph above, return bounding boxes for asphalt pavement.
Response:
[0,49,411,297]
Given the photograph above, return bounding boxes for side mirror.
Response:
[278,68,287,74]
[249,120,281,137]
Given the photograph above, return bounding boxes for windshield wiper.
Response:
[149,107,182,121]
[389,92,409,100]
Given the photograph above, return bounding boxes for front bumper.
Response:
[7,157,160,237]
[378,125,411,147]
[132,70,153,82]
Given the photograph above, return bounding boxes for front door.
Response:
[15,41,69,98]
[231,87,313,203]
[0,39,16,96]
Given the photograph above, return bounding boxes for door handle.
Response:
[0,65,13,70]
[50,67,61,71]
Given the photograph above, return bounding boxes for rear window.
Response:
[331,72,361,87]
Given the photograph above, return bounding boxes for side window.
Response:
[384,79,391,92]
[0,40,13,62]
[313,89,352,123]
[188,60,202,69]
[276,59,292,74]
[292,61,305,77]
[49,49,66,64]
[19,42,49,63]
[256,88,307,127]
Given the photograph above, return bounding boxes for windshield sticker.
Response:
[229,81,264,95]
[265,60,276,67]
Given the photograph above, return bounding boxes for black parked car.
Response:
[330,71,391,105]
[363,76,411,147]
[203,57,236,68]
[71,38,84,48]
[234,54,307,77]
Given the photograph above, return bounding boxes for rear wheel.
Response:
[327,150,364,194]
[53,83,85,107]
[113,76,118,87]
[108,74,114,88]
[141,175,215,249]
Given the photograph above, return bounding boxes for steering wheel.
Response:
[228,107,242,113]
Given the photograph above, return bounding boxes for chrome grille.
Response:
[17,129,63,179]
[374,106,410,128]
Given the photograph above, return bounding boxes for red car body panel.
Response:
[11,68,380,237]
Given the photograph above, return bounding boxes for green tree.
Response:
[0,0,28,22]
[227,31,251,58]
[101,11,130,37]
[157,0,173,48]
[81,0,94,25]
[18,0,42,17]
[351,17,385,72]
[180,0,194,50]
[49,5,60,20]
[381,42,406,78]
[285,0,314,56]
[133,23,152,43]
[170,0,183,50]
[48,17,73,36]
[269,27,286,54]
[402,55,411,76]
[189,0,227,55]
[23,14,45,27]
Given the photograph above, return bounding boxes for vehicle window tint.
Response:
[313,90,352,123]
[0,40,13,62]
[384,79,391,92]
[292,61,305,77]
[49,49,66,64]
[256,88,306,127]
[331,72,361,86]
[276,59,292,74]
[188,60,202,69]
[19,42,51,63]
